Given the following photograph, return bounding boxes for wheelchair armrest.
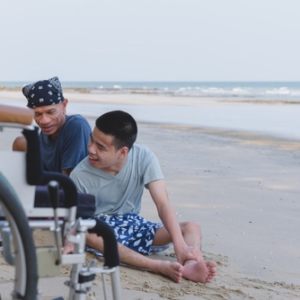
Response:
[0,104,33,125]
[88,219,120,268]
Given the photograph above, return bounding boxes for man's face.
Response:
[88,127,126,174]
[33,99,67,140]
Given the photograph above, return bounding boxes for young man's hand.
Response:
[61,241,75,254]
[175,244,203,265]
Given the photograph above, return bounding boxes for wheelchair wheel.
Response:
[0,173,38,300]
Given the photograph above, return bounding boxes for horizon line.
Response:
[0,80,299,83]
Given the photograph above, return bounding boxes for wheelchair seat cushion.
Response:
[34,186,96,219]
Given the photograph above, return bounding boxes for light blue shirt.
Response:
[70,144,164,215]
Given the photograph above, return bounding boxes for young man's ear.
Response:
[118,147,129,159]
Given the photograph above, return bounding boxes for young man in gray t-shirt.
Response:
[67,110,217,283]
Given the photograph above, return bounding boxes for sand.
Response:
[0,91,300,299]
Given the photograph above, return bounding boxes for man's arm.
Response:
[62,169,73,176]
[12,136,27,152]
[61,116,91,175]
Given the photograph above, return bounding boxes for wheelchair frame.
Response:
[0,104,122,300]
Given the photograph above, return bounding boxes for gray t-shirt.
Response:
[70,144,164,215]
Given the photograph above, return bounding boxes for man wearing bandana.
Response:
[13,77,91,175]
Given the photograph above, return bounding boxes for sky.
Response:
[0,0,299,82]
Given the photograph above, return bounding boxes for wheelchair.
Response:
[0,104,122,300]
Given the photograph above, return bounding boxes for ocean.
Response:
[1,81,300,102]
[1,81,300,140]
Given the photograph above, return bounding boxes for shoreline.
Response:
[1,89,300,105]
[1,90,300,142]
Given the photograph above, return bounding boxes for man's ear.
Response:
[62,98,68,113]
[118,147,129,159]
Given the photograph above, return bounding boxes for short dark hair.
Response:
[95,110,138,150]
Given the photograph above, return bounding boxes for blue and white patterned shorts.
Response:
[86,213,172,256]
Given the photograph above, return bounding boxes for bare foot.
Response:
[158,261,183,283]
[182,260,217,283]
[206,261,217,283]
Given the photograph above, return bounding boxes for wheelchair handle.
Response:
[47,181,60,209]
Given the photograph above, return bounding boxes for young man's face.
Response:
[33,99,68,140]
[88,127,127,174]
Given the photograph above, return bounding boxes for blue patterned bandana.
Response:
[22,76,65,108]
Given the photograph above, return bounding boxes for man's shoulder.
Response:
[65,114,90,127]
[62,115,91,137]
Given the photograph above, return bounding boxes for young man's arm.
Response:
[148,179,202,265]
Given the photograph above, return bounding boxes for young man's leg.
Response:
[85,232,183,283]
[152,221,217,283]
[62,221,216,283]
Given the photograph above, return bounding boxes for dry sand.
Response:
[0,91,300,299]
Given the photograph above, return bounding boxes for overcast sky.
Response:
[0,0,299,82]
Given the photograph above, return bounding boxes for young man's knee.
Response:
[86,232,103,249]
[181,221,201,234]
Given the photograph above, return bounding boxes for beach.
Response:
[0,90,300,299]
